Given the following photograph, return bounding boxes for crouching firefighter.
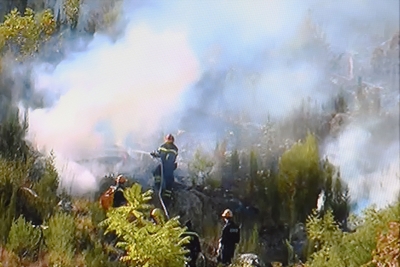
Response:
[217,209,241,265]
[150,134,178,201]
[99,175,128,210]
[181,220,202,267]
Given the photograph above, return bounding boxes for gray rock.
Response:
[233,253,265,267]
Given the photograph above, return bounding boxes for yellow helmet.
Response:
[151,208,163,218]
[222,209,233,218]
[116,175,127,184]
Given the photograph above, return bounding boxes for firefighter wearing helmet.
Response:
[150,134,178,201]
[112,174,128,208]
[217,209,241,265]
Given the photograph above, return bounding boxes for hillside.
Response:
[0,1,399,267]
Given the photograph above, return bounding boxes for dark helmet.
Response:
[185,220,192,229]
[164,134,175,143]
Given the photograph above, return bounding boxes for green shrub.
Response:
[100,183,190,267]
[31,153,59,221]
[44,212,76,266]
[0,157,28,244]
[188,148,214,186]
[6,216,41,260]
[237,223,261,255]
[0,109,31,162]
[304,201,400,267]
[0,7,56,61]
[368,221,400,267]
[278,133,323,227]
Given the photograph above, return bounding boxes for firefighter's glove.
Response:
[150,151,157,158]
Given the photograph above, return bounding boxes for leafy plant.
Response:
[100,183,190,267]
[188,148,214,186]
[278,133,322,228]
[6,216,41,260]
[304,202,400,267]
[367,221,400,267]
[44,212,76,267]
[0,8,56,59]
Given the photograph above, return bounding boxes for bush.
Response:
[0,8,56,60]
[304,201,400,267]
[44,212,76,266]
[277,133,324,227]
[237,223,261,255]
[31,153,59,221]
[188,148,214,186]
[100,183,190,267]
[369,221,400,267]
[0,109,31,162]
[6,216,41,260]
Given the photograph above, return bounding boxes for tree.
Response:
[0,8,56,62]
[277,133,323,228]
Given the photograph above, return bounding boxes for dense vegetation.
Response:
[0,2,399,267]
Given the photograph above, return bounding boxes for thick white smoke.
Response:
[323,118,400,213]
[20,0,399,209]
[26,22,199,195]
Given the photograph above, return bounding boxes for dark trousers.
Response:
[185,252,199,267]
[218,244,235,265]
[153,163,175,193]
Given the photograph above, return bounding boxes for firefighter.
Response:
[150,134,178,200]
[181,220,202,267]
[217,209,241,265]
[112,175,128,208]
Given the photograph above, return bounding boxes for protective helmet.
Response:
[164,134,175,143]
[116,175,127,184]
[150,208,163,218]
[221,209,233,218]
[185,220,192,229]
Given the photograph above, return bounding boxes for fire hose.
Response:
[157,157,170,220]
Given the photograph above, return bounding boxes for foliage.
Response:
[82,0,124,34]
[100,183,190,267]
[0,157,29,244]
[0,8,56,61]
[368,221,400,267]
[278,133,323,227]
[6,216,41,260]
[0,108,30,162]
[188,148,214,186]
[237,223,261,255]
[304,202,400,267]
[44,212,76,266]
[31,153,59,220]
[63,0,81,29]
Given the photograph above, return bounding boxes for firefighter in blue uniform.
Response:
[150,134,178,200]
[217,209,241,265]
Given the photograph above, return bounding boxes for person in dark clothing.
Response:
[217,209,241,265]
[181,220,202,267]
[112,175,128,208]
[150,134,178,200]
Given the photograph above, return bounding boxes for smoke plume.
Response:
[13,0,399,210]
